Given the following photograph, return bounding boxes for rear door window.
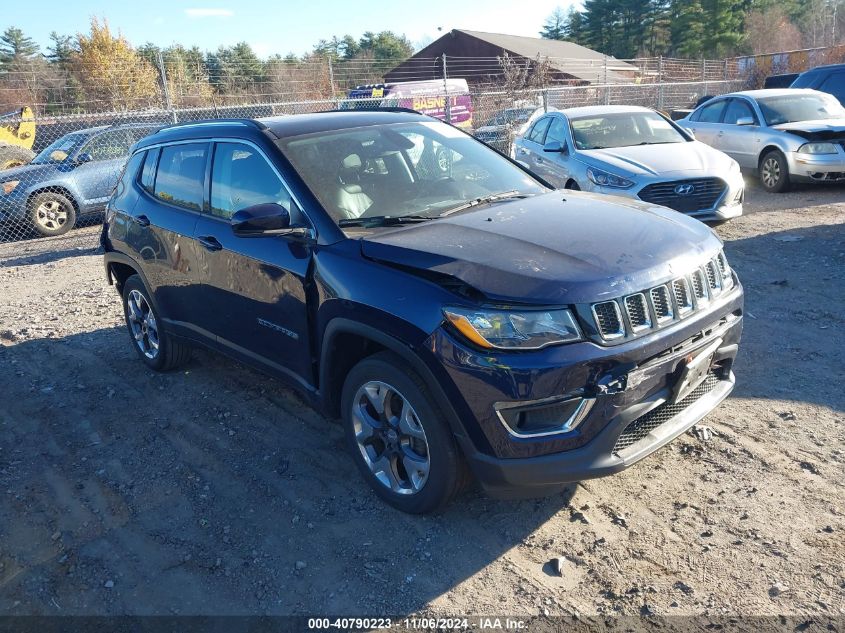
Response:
[154,143,209,211]
[695,99,727,123]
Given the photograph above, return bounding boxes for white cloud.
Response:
[184,8,234,18]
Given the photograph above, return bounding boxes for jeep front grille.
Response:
[590,252,734,342]
[650,285,673,322]
[591,301,624,340]
[624,293,651,331]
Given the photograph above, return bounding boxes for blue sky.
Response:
[3,0,577,58]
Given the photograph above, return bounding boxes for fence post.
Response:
[328,56,337,104]
[603,57,610,105]
[702,57,708,97]
[657,56,664,111]
[442,54,451,124]
[156,51,177,123]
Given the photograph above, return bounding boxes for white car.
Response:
[513,105,744,222]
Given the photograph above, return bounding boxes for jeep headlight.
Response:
[797,142,838,155]
[1,180,20,195]
[586,166,634,189]
[443,306,583,350]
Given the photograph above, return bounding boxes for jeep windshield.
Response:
[571,112,687,150]
[277,120,546,228]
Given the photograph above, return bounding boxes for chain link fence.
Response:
[0,46,839,251]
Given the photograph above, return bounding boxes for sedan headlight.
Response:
[797,142,838,155]
[443,306,582,350]
[586,166,634,189]
[1,180,20,195]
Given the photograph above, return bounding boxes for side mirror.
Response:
[543,140,567,154]
[76,152,94,164]
[736,117,755,126]
[231,203,291,236]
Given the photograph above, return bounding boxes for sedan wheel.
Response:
[759,150,790,193]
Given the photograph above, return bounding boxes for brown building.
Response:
[384,29,637,86]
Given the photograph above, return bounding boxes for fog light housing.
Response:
[494,395,595,438]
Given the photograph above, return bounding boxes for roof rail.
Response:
[324,107,424,116]
[155,118,268,133]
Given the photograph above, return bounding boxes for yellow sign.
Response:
[371,87,384,98]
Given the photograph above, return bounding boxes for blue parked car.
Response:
[102,110,743,513]
[0,123,160,237]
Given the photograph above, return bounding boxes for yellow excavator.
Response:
[0,106,36,169]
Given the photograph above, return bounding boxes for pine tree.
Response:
[0,27,40,64]
[540,7,568,40]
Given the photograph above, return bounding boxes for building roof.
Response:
[450,30,636,83]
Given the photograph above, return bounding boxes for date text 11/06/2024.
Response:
[307,617,529,630]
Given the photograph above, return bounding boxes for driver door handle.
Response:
[197,235,223,252]
[536,156,544,163]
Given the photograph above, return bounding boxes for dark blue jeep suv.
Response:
[102,110,743,513]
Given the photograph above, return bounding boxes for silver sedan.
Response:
[513,105,744,222]
[679,88,845,192]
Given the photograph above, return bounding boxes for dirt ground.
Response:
[0,180,843,620]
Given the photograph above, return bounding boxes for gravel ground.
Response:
[0,178,843,619]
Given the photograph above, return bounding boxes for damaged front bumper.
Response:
[427,285,743,496]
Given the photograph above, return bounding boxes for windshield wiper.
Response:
[338,214,433,228]
[436,190,529,218]
[637,141,675,145]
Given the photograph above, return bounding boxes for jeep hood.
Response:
[359,191,722,305]
[580,141,733,177]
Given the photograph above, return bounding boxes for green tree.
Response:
[46,31,75,65]
[669,0,706,57]
[540,7,568,40]
[0,27,40,64]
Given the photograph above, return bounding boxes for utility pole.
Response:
[442,54,451,124]
[157,50,177,123]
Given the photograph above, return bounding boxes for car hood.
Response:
[579,141,733,177]
[771,118,845,139]
[0,161,60,182]
[359,191,722,305]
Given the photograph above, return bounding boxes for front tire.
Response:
[121,275,191,371]
[28,191,77,237]
[341,351,467,513]
[759,150,791,193]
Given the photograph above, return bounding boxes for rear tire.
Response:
[759,150,791,193]
[121,275,191,371]
[28,191,77,237]
[340,351,468,513]
[0,144,35,170]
